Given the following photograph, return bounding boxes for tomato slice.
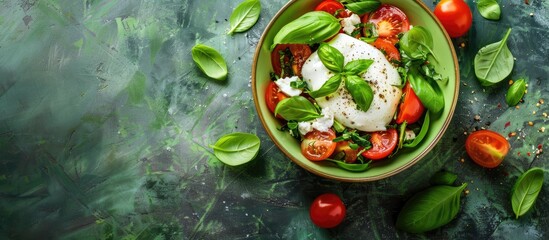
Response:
[301,129,337,161]
[372,38,401,62]
[265,81,288,115]
[361,129,398,160]
[271,44,312,78]
[465,130,510,168]
[396,82,425,124]
[315,0,350,18]
[332,141,360,163]
[367,4,410,38]
[309,193,346,228]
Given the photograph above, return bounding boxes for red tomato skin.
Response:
[271,44,312,78]
[301,129,337,161]
[434,0,473,38]
[465,130,510,168]
[315,0,349,18]
[372,38,401,62]
[396,83,425,124]
[361,129,398,160]
[265,81,287,116]
[309,193,346,228]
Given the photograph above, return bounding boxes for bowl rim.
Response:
[252,0,460,182]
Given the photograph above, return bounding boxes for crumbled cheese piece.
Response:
[298,108,335,135]
[341,14,361,35]
[404,130,416,142]
[275,76,302,96]
[298,122,313,135]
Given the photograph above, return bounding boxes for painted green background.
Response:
[0,0,547,239]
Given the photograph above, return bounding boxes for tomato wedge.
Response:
[265,81,288,115]
[367,4,410,38]
[271,44,312,78]
[302,129,337,161]
[396,82,425,124]
[465,130,510,168]
[362,129,398,160]
[372,38,401,62]
[315,0,350,18]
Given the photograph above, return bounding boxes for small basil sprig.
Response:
[341,0,381,15]
[511,168,544,219]
[505,78,526,106]
[309,74,342,98]
[396,183,467,233]
[191,44,228,81]
[228,0,261,35]
[477,0,501,21]
[474,28,514,86]
[318,43,345,72]
[408,71,445,114]
[345,75,374,111]
[210,133,261,166]
[403,112,430,148]
[274,96,322,121]
[272,11,340,49]
[333,129,372,149]
[399,26,436,61]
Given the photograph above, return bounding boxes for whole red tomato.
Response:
[434,0,473,38]
[309,193,346,228]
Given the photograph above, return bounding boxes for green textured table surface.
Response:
[1,0,548,239]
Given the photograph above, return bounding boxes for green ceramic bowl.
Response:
[252,0,459,182]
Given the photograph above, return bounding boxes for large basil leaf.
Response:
[210,133,260,166]
[271,11,340,49]
[228,0,261,35]
[511,168,544,219]
[344,59,374,75]
[309,74,343,98]
[477,0,501,21]
[274,96,322,121]
[505,78,526,106]
[191,44,228,81]
[396,183,467,233]
[318,43,345,72]
[474,28,514,86]
[343,0,381,15]
[408,72,445,114]
[399,26,436,60]
[403,111,430,148]
[345,75,374,111]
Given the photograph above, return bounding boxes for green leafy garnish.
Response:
[227,0,261,35]
[477,0,501,21]
[474,28,514,86]
[210,133,260,166]
[191,44,228,81]
[511,168,544,219]
[505,78,526,106]
[272,11,341,49]
[274,96,322,121]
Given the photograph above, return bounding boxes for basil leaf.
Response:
[396,183,467,233]
[430,170,458,186]
[271,11,340,49]
[318,43,345,72]
[344,0,381,15]
[327,159,372,172]
[399,26,436,60]
[191,44,228,81]
[274,96,322,121]
[344,59,374,75]
[228,0,261,35]
[477,0,501,21]
[209,133,260,166]
[474,28,514,86]
[511,167,544,219]
[505,78,526,106]
[345,75,374,111]
[403,112,430,148]
[309,74,343,98]
[408,72,444,114]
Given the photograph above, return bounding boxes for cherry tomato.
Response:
[434,0,473,38]
[301,129,337,161]
[332,141,360,163]
[372,38,401,62]
[367,4,410,38]
[271,44,312,78]
[362,129,398,160]
[265,81,288,115]
[465,130,510,168]
[309,193,346,228]
[396,82,425,124]
[314,0,350,18]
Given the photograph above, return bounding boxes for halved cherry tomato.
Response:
[271,44,312,78]
[361,129,398,160]
[265,81,288,115]
[434,0,472,38]
[301,129,337,161]
[367,4,410,38]
[332,141,360,163]
[396,82,425,124]
[315,0,350,18]
[310,193,346,228]
[465,130,510,168]
[372,38,401,62]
